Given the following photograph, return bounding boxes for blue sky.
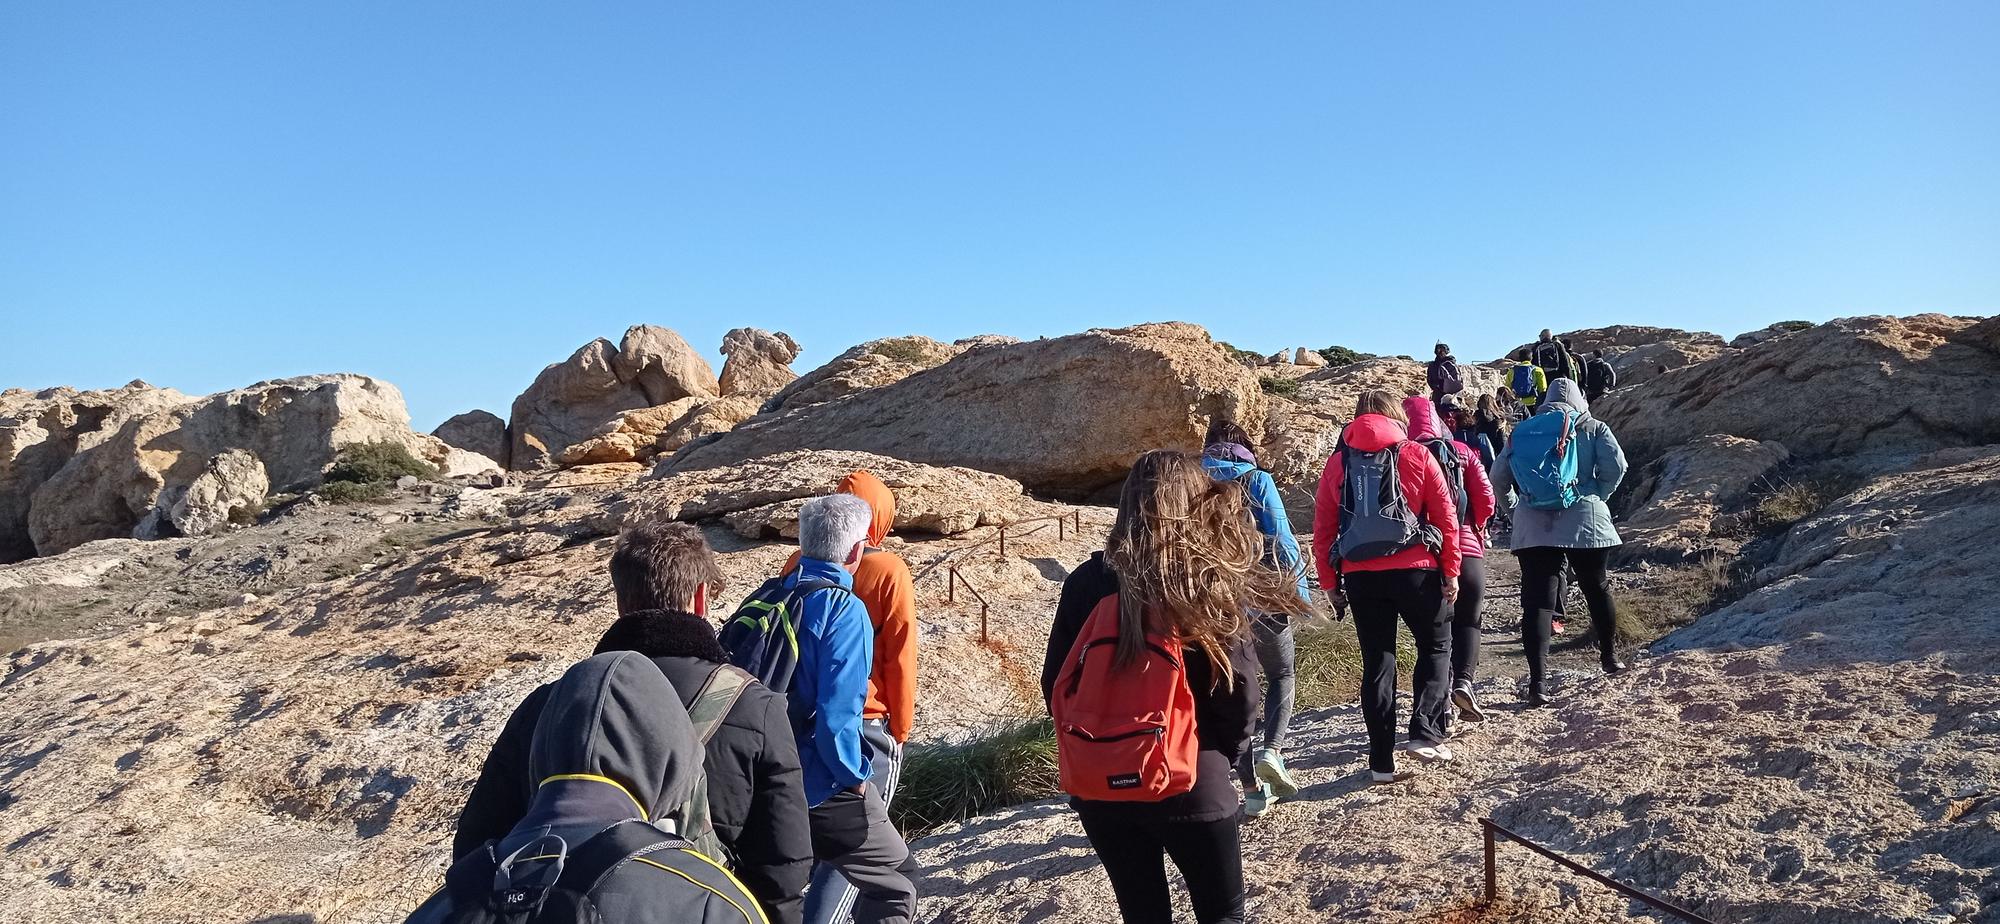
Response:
[4,3,1995,430]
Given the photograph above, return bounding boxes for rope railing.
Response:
[1481,818,1721,924]
[922,510,1090,643]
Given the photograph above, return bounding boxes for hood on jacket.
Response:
[1401,396,1446,442]
[595,609,730,663]
[1545,378,1592,415]
[1340,413,1409,452]
[840,471,896,547]
[1203,441,1258,466]
[528,651,701,824]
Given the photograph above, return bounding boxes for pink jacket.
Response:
[1403,396,1495,559]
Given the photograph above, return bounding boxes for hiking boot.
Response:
[1399,740,1455,763]
[1602,659,1629,675]
[1254,748,1299,799]
[1245,783,1273,818]
[1452,682,1487,723]
[1371,769,1416,785]
[1524,688,1553,709]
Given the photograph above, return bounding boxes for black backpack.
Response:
[408,821,765,924]
[1421,438,1472,526]
[718,575,847,694]
[1585,358,1617,395]
[1529,340,1568,379]
[1333,442,1427,562]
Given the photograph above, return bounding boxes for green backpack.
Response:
[662,664,755,864]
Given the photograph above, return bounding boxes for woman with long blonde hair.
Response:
[1041,449,1310,924]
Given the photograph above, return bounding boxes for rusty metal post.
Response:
[998,524,1008,558]
[946,566,957,603]
[1057,515,1067,541]
[1483,819,1497,901]
[980,600,989,643]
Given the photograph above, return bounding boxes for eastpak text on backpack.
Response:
[1050,593,1199,802]
[718,576,846,695]
[1334,442,1426,561]
[1508,405,1584,510]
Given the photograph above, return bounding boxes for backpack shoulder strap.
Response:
[687,664,756,745]
[560,821,689,895]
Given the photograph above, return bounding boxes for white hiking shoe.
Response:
[1399,740,1456,764]
[1453,683,1488,723]
[1254,748,1299,799]
[1245,782,1274,818]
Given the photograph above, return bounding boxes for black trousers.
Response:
[1347,568,1451,772]
[1452,556,1487,687]
[1516,545,1620,691]
[1075,808,1244,924]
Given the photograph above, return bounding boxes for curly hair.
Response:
[1104,450,1312,684]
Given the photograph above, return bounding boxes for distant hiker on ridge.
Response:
[1426,342,1464,410]
[1584,349,1618,403]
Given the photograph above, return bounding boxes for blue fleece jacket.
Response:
[1200,447,1312,604]
[786,557,874,807]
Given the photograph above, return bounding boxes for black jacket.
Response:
[453,611,813,924]
[1040,552,1257,823]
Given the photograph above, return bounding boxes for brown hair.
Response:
[1204,417,1254,449]
[1353,389,1408,425]
[1104,450,1311,683]
[610,520,726,615]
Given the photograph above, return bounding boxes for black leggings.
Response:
[1075,808,1244,924]
[1452,556,1486,686]
[1516,546,1619,691]
[1346,568,1451,772]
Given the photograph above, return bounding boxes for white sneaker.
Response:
[1399,740,1456,763]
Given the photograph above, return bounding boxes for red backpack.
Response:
[1050,593,1200,801]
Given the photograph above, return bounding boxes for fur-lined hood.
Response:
[594,609,730,663]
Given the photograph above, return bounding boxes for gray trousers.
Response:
[804,719,914,924]
[1237,614,1296,784]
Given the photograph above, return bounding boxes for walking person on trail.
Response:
[1560,338,1586,384]
[1490,379,1631,708]
[1441,397,1495,471]
[1583,349,1618,402]
[1402,397,1497,725]
[1529,329,1573,386]
[1509,351,1549,415]
[452,521,811,923]
[1492,384,1527,424]
[415,653,770,924]
[1199,419,1313,818]
[1474,392,1514,534]
[780,473,917,924]
[764,495,918,924]
[1042,450,1310,924]
[1311,390,1463,782]
[1425,342,1464,409]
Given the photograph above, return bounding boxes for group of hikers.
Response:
[407,329,1632,924]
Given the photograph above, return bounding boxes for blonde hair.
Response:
[1104,450,1311,684]
[1354,389,1408,425]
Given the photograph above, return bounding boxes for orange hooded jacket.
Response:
[784,471,918,743]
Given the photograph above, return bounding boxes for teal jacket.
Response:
[1201,445,1312,605]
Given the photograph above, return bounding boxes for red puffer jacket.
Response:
[1311,413,1462,592]
[1403,396,1496,559]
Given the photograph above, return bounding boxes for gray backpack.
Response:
[1334,442,1427,562]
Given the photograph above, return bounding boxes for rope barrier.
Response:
[1481,818,1722,923]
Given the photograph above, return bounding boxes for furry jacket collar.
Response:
[594,609,730,664]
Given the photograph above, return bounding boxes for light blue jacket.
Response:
[786,557,873,807]
[1491,380,1629,550]
[1201,447,1312,605]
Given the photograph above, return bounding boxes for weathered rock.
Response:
[1517,325,1727,357]
[1616,435,1790,562]
[1293,347,1328,368]
[1598,314,2000,469]
[1730,321,1817,349]
[554,397,706,466]
[508,327,719,470]
[718,328,802,397]
[0,382,191,562]
[432,409,509,469]
[162,449,269,538]
[1604,337,1730,389]
[27,375,439,556]
[672,323,1267,498]
[763,335,962,413]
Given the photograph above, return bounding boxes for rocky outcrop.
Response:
[1597,314,2000,468]
[717,328,802,396]
[508,326,719,470]
[1518,325,1726,357]
[1293,347,1327,368]
[432,410,509,469]
[671,323,1267,498]
[0,382,191,562]
[26,375,460,556]
[159,449,269,538]
[552,394,765,467]
[1616,435,1790,562]
[763,335,962,413]
[1604,337,1730,389]
[1730,320,1817,349]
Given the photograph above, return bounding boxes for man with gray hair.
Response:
[787,493,918,924]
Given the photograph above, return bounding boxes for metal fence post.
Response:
[1483,819,1497,902]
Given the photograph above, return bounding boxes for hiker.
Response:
[1492,384,1526,424]
[1199,419,1313,818]
[452,521,811,924]
[1425,342,1464,409]
[1441,397,1495,471]
[1560,338,1586,383]
[1403,397,1496,725]
[779,473,917,924]
[1311,390,1462,782]
[413,653,768,924]
[1042,449,1309,924]
[1474,394,1511,464]
[1490,379,1631,708]
[1583,350,1618,402]
[1508,351,1549,415]
[771,494,918,924]
[1529,329,1573,386]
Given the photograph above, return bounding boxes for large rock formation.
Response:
[671,323,1266,498]
[763,335,964,413]
[1597,314,2000,468]
[432,410,509,469]
[507,326,719,470]
[0,382,191,562]
[717,328,802,396]
[552,394,765,467]
[1616,434,1791,562]
[26,375,465,556]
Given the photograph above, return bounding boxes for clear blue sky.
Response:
[4,3,1995,429]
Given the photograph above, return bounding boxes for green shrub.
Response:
[869,338,945,367]
[1217,341,1266,367]
[1772,320,1814,333]
[325,441,436,485]
[892,718,1058,836]
[1317,345,1371,367]
[317,479,391,504]
[1259,374,1303,400]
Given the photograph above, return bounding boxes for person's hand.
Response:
[851,782,868,796]
[1326,590,1348,621]
[1442,579,1460,607]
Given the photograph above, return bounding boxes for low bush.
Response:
[317,479,391,504]
[1317,345,1372,367]
[324,441,436,485]
[892,718,1059,837]
[1217,341,1266,367]
[869,338,946,367]
[1259,374,1304,400]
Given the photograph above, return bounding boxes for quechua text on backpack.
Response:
[1050,593,1199,802]
[1508,406,1584,510]
[1334,442,1427,561]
